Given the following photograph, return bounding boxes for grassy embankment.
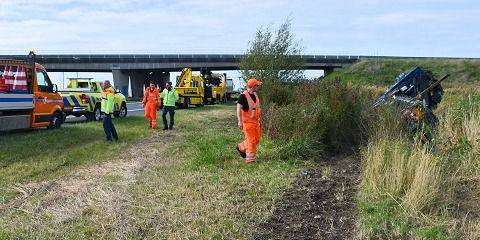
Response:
[0,117,151,203]
[326,58,480,87]
[333,59,480,239]
[0,105,303,239]
[2,58,479,238]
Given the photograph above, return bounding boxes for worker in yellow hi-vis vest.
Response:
[101,80,118,141]
[160,81,179,130]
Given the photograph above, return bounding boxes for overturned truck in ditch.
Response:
[373,66,449,143]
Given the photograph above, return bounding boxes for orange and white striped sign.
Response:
[0,66,6,93]
[0,65,29,93]
[13,66,28,92]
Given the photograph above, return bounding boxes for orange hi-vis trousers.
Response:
[237,122,261,163]
[143,87,160,129]
[145,102,157,128]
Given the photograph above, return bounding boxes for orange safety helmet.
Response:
[247,78,262,88]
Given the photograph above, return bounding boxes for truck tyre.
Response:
[47,111,62,129]
[93,105,102,121]
[183,98,190,109]
[115,103,127,118]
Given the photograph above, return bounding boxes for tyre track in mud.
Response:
[253,156,361,240]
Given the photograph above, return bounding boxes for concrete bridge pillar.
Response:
[112,69,129,96]
[323,67,335,76]
[112,69,169,100]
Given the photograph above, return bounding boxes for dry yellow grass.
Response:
[460,220,480,240]
[463,109,480,153]
[0,105,301,239]
[362,138,441,212]
[360,92,480,238]
[362,138,408,197]
[401,150,441,212]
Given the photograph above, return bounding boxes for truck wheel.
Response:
[115,103,127,118]
[93,105,102,121]
[183,98,190,109]
[47,112,62,129]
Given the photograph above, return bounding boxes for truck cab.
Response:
[0,59,63,131]
[175,68,207,108]
[209,73,228,103]
[175,68,229,108]
[226,78,234,100]
[66,78,100,90]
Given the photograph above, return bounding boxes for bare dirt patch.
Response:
[252,156,361,240]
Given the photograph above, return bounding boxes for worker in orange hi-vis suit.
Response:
[142,81,161,129]
[236,78,262,164]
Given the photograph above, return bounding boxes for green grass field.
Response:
[0,104,303,239]
[0,116,152,204]
[2,58,479,239]
[325,58,480,87]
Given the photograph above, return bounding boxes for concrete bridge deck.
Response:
[1,54,477,98]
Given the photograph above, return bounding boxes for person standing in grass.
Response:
[160,81,179,130]
[101,80,119,141]
[236,78,262,164]
[143,81,161,129]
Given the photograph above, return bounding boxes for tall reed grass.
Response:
[359,93,480,239]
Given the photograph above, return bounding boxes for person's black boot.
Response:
[236,146,246,158]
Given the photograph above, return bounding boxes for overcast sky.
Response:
[1,0,479,86]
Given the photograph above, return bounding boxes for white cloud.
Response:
[0,0,478,57]
[1,0,477,86]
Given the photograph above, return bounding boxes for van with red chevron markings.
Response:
[0,54,64,131]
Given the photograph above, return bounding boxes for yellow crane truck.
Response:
[210,72,228,104]
[175,68,228,108]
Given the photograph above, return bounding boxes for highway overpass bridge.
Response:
[3,53,479,98]
[0,54,361,98]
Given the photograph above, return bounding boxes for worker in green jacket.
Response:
[101,80,119,141]
[160,81,179,130]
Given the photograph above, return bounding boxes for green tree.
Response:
[240,19,305,84]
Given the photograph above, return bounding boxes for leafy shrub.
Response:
[261,77,374,159]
